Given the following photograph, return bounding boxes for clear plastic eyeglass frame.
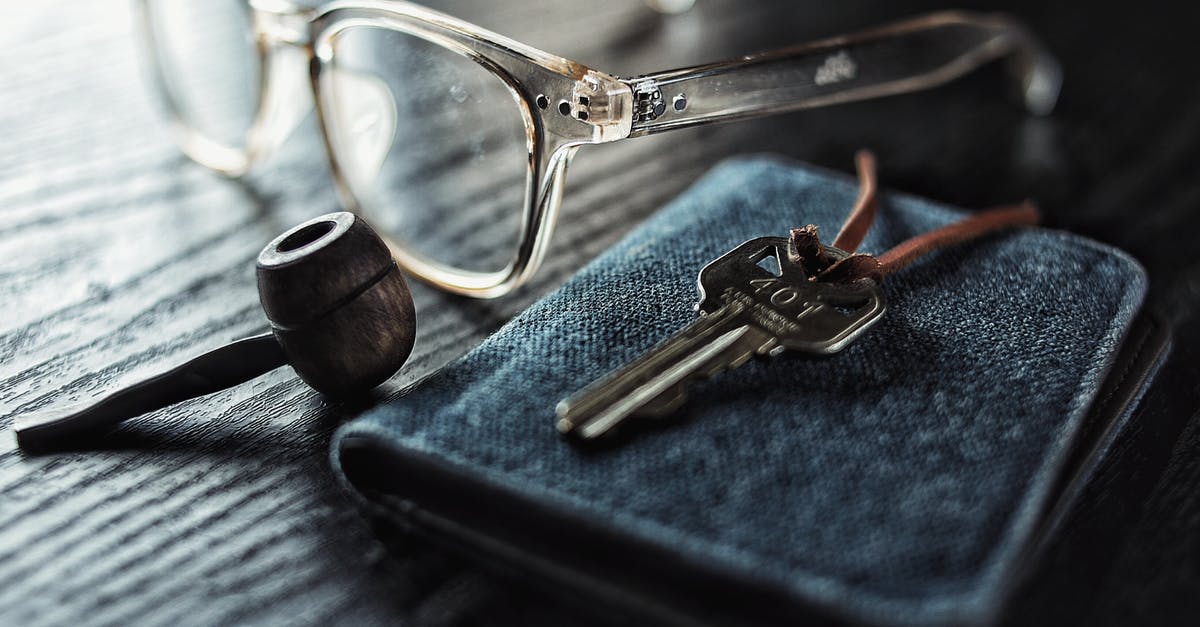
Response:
[136,0,1061,298]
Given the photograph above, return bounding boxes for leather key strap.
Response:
[788,150,1040,284]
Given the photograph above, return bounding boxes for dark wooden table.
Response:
[3,1,1198,625]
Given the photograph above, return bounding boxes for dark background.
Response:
[2,0,1198,624]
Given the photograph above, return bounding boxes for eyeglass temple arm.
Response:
[622,11,1061,137]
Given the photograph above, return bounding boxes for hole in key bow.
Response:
[755,252,782,276]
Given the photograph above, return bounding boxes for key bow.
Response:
[697,236,885,355]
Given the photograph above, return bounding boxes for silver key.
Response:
[556,236,886,440]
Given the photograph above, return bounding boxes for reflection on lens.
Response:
[322,26,529,275]
[146,0,259,150]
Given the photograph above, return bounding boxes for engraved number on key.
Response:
[556,237,886,440]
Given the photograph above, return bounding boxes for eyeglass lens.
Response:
[321,26,530,275]
[146,0,260,150]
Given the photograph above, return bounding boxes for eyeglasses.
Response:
[136,0,1060,298]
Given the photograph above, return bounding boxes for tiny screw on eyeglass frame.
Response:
[136,0,1061,298]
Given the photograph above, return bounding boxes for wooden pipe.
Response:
[14,212,416,452]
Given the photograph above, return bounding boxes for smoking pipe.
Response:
[15,211,416,451]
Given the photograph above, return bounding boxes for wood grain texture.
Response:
[1,1,1198,625]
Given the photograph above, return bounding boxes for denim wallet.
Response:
[333,157,1168,626]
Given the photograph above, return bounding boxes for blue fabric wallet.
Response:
[333,157,1167,626]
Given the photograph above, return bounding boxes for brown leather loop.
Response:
[830,150,879,253]
[789,150,1041,284]
[874,201,1039,277]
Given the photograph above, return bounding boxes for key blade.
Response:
[557,325,749,439]
[635,384,687,418]
[556,305,750,440]
[636,326,775,417]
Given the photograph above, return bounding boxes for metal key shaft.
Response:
[556,301,774,438]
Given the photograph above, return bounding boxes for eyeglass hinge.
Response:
[570,72,633,142]
[630,79,667,123]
